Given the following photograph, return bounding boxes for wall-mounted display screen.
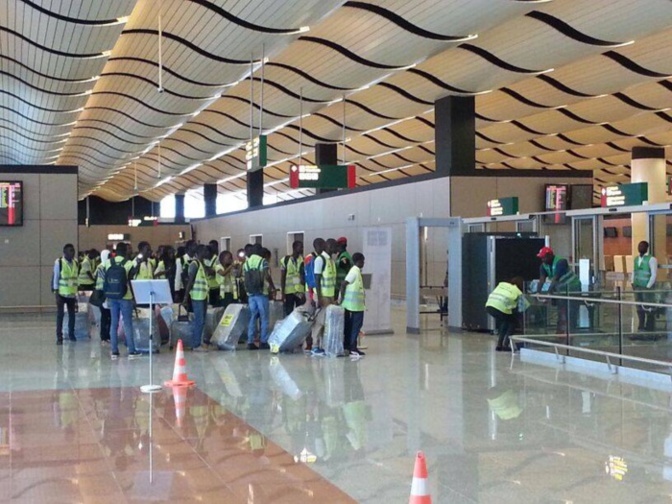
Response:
[0,181,23,226]
[569,184,594,210]
[543,184,568,224]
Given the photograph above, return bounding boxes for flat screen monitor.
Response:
[0,181,23,226]
[543,184,568,224]
[570,184,593,210]
[604,227,618,238]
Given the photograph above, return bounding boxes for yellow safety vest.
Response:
[58,258,79,297]
[282,255,304,295]
[216,263,238,299]
[320,255,337,298]
[342,266,365,312]
[485,282,522,315]
[135,259,155,280]
[204,256,219,289]
[78,257,96,288]
[190,261,209,301]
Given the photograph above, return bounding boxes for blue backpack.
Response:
[304,253,317,290]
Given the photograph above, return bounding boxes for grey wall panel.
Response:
[40,174,78,221]
[0,219,40,267]
[41,220,78,265]
[0,267,41,307]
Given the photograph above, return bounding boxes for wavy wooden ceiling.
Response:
[1,0,671,204]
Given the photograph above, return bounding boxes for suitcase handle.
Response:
[177,305,190,322]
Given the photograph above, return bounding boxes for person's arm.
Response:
[217,264,235,276]
[339,267,357,304]
[314,256,324,305]
[338,281,349,305]
[280,258,287,301]
[174,259,183,291]
[182,263,198,305]
[648,256,658,288]
[52,260,60,293]
[264,261,276,299]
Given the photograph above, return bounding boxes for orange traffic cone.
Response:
[164,339,195,387]
[171,386,188,428]
[409,451,431,504]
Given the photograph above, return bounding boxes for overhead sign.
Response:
[600,182,648,207]
[487,197,519,217]
[245,135,267,172]
[107,233,129,241]
[289,164,356,189]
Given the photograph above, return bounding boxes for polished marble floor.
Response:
[1,310,672,503]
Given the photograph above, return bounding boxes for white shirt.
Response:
[344,265,360,285]
[313,251,331,275]
[174,253,191,291]
[631,254,658,289]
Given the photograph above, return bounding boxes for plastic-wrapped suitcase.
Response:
[268,308,315,354]
[268,301,284,331]
[169,306,192,350]
[214,304,250,351]
[63,302,90,340]
[323,305,345,357]
[158,306,173,345]
[204,307,225,344]
[132,309,161,354]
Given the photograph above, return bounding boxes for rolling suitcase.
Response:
[204,307,225,344]
[268,307,316,354]
[132,309,161,354]
[214,304,250,351]
[268,300,284,331]
[323,305,345,357]
[158,306,173,345]
[169,306,192,350]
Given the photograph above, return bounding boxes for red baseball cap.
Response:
[537,246,554,258]
[337,237,348,244]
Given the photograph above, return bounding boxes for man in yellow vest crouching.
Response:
[485,277,524,352]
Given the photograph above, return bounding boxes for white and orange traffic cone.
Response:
[409,451,431,504]
[171,386,188,428]
[164,339,195,387]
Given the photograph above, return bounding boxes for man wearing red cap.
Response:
[335,237,353,289]
[536,246,581,333]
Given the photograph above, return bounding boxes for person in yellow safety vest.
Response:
[632,240,657,332]
[338,253,366,357]
[310,238,337,355]
[205,240,221,306]
[77,249,99,291]
[243,244,276,350]
[183,244,210,352]
[134,241,155,280]
[485,277,524,352]
[52,243,79,345]
[215,250,238,309]
[280,240,305,317]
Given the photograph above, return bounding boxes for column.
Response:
[175,193,185,223]
[204,183,217,218]
[435,95,475,176]
[631,147,667,274]
[315,143,338,194]
[247,169,263,208]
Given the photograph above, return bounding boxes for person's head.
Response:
[244,244,254,258]
[138,241,151,258]
[219,250,233,266]
[352,252,365,268]
[337,237,348,252]
[251,243,263,257]
[209,240,219,254]
[510,276,524,291]
[115,242,129,258]
[313,238,325,254]
[194,244,209,260]
[87,248,99,260]
[261,248,272,261]
[63,243,75,261]
[292,240,304,256]
[100,249,111,264]
[326,238,338,255]
[537,246,554,265]
[156,245,165,258]
[185,239,197,256]
[638,241,649,255]
[236,248,246,262]
[176,246,186,258]
[162,246,175,261]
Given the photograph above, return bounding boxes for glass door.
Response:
[572,216,598,286]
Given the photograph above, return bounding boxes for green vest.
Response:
[342,266,365,312]
[542,256,580,292]
[190,261,209,301]
[58,258,79,297]
[320,255,337,298]
[485,282,522,315]
[633,255,653,288]
[282,255,304,295]
[216,263,238,299]
[77,257,96,288]
[135,260,154,280]
[336,250,353,285]
[204,256,219,289]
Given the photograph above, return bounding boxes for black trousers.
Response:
[217,292,236,309]
[486,306,516,348]
[209,288,221,307]
[56,295,76,341]
[283,293,303,317]
[100,306,111,341]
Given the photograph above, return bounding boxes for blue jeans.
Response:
[109,298,136,354]
[248,295,269,344]
[192,299,208,349]
[344,310,364,350]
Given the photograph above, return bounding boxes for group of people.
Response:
[53,235,368,359]
[485,240,658,351]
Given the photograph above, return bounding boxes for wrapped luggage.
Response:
[204,307,225,344]
[268,307,315,354]
[268,301,284,330]
[132,308,161,354]
[169,306,192,350]
[214,304,249,351]
[323,305,345,357]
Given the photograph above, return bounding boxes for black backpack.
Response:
[104,258,129,300]
[244,259,265,296]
